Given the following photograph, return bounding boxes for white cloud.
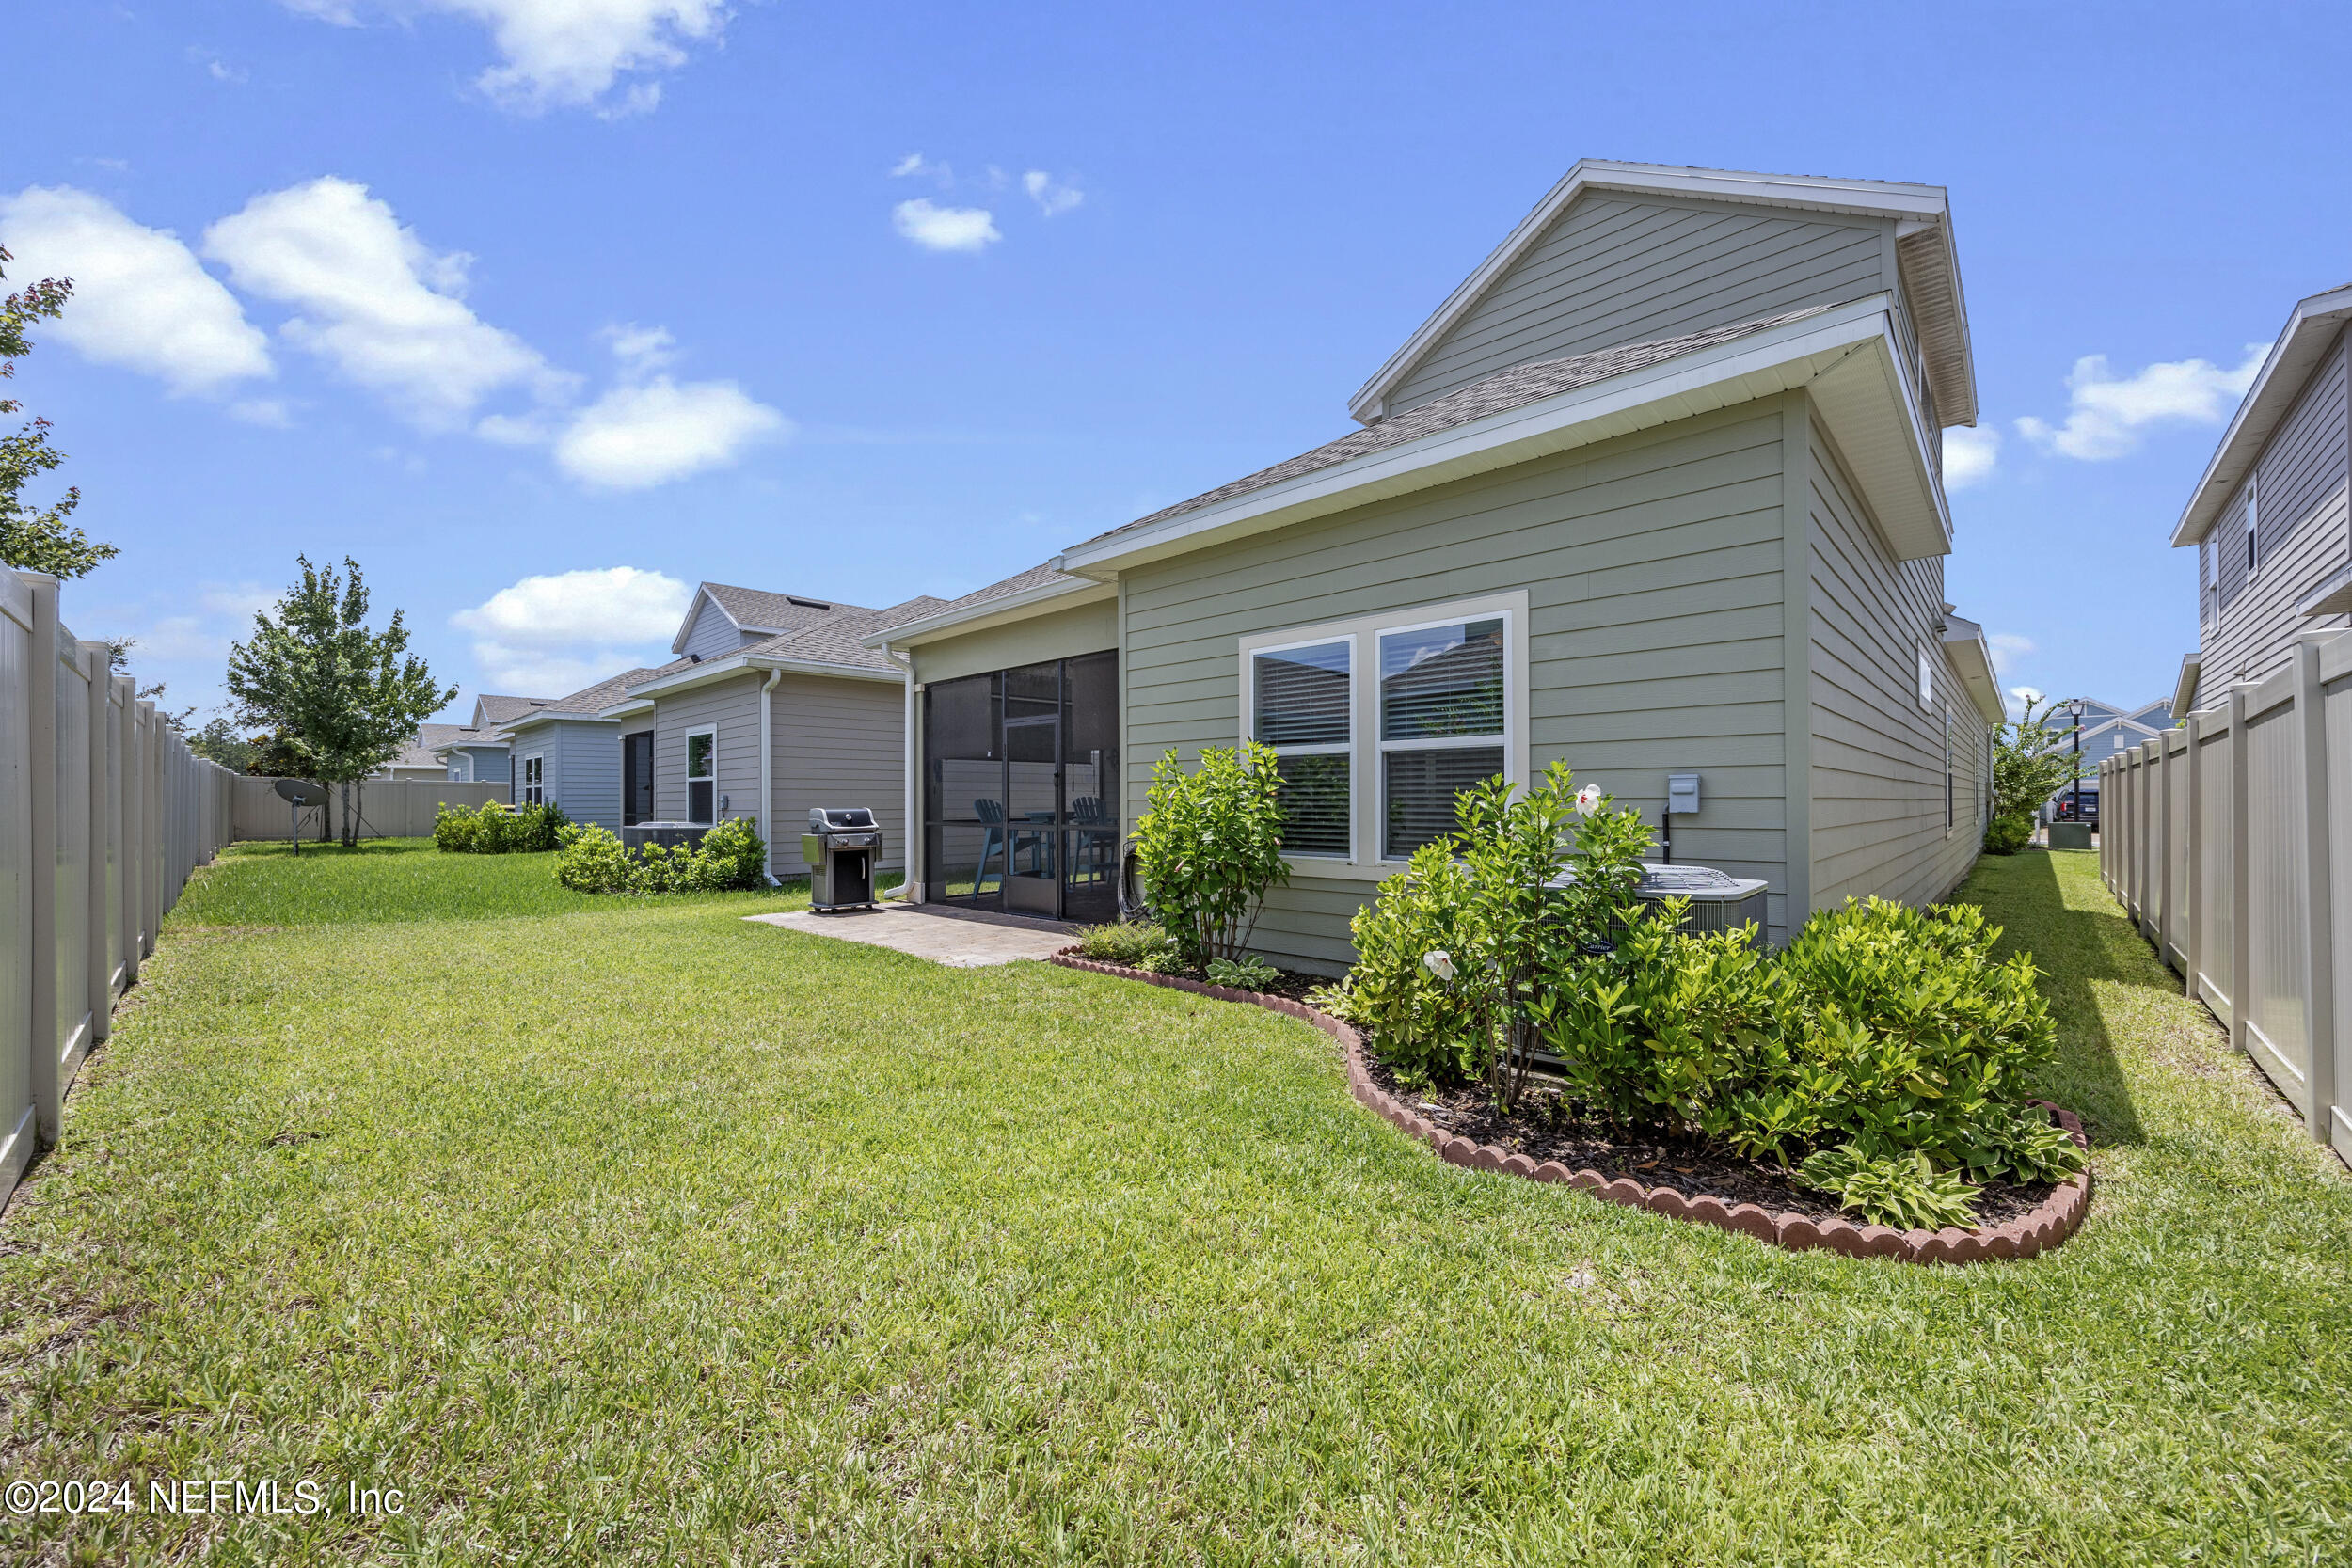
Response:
[0,185,273,396]
[1942,425,1999,489]
[601,321,676,374]
[553,377,788,488]
[889,152,953,183]
[1986,633,2033,679]
[893,198,999,254]
[203,176,565,428]
[230,398,294,427]
[277,0,727,113]
[104,580,277,670]
[1022,170,1082,217]
[2014,342,2269,461]
[453,565,690,693]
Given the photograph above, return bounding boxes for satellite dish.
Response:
[272,777,326,855]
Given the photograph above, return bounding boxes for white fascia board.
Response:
[625,652,903,702]
[2170,285,2352,547]
[597,698,655,721]
[1939,621,2006,726]
[2171,654,2202,720]
[1348,160,1951,424]
[502,708,616,734]
[860,577,1116,648]
[1064,294,1951,576]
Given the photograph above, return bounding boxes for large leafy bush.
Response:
[1982,813,2034,855]
[552,819,769,895]
[435,800,570,854]
[1132,743,1291,965]
[1339,771,2083,1225]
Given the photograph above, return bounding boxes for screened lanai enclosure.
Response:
[922,652,1119,923]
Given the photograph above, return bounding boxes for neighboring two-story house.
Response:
[866,160,2008,967]
[2172,281,2352,714]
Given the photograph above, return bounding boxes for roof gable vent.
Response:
[787,595,832,610]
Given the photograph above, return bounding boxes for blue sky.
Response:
[8,1,2347,723]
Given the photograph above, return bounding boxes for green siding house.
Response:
[865,161,2007,970]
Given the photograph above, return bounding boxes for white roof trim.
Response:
[2169,283,2352,547]
[1939,620,2005,726]
[501,707,616,732]
[1347,160,1975,428]
[623,651,904,702]
[2171,654,2201,721]
[1058,293,1951,578]
[862,576,1115,649]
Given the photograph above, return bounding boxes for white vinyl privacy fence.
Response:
[0,567,234,1209]
[227,776,505,845]
[2101,628,2351,1164]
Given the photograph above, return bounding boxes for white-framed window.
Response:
[1917,643,1935,712]
[520,753,544,806]
[1240,591,1529,876]
[2244,470,2259,578]
[1943,708,1954,832]
[685,727,716,824]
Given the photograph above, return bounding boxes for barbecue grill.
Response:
[802,807,882,911]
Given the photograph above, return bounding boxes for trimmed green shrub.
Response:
[694,817,769,890]
[1983,813,2035,855]
[552,819,769,895]
[1073,921,1177,968]
[435,800,570,854]
[1132,743,1291,966]
[1204,955,1280,992]
[553,824,633,892]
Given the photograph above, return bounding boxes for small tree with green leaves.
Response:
[1987,693,2086,851]
[226,557,454,847]
[0,245,115,579]
[1132,742,1292,966]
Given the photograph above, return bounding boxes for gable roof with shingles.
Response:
[1091,306,1835,543]
[472,693,554,727]
[1350,159,1975,429]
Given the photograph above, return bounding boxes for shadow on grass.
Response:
[1957,848,2151,1149]
[227,837,440,860]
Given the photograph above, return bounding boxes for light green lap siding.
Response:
[1391,195,1896,416]
[910,597,1118,685]
[1806,414,1979,911]
[1121,400,1796,970]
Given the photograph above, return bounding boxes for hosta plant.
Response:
[1797,1143,1981,1231]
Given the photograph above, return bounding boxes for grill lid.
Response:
[809,806,878,832]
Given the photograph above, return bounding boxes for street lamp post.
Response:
[2066,698,2085,825]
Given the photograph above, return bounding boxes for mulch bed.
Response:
[1051,945,2095,1263]
[1366,1057,2056,1227]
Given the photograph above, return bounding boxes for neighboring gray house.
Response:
[2035,697,2172,819]
[496,581,947,881]
[867,161,2008,965]
[428,694,555,785]
[2172,281,2352,714]
[375,721,469,781]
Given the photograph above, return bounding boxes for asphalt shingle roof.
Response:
[699,582,874,634]
[1089,303,1842,543]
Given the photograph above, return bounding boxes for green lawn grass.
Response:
[2,847,2346,1564]
[171,836,817,926]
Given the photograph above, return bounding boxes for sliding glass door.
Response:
[922,651,1118,922]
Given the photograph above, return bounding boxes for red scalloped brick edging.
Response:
[1049,947,2092,1264]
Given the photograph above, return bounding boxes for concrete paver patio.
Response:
[744,900,1075,967]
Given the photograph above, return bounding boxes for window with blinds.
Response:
[1379,618,1505,858]
[1251,641,1351,857]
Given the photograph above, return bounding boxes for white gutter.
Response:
[624,651,903,702]
[756,667,783,885]
[882,645,917,899]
